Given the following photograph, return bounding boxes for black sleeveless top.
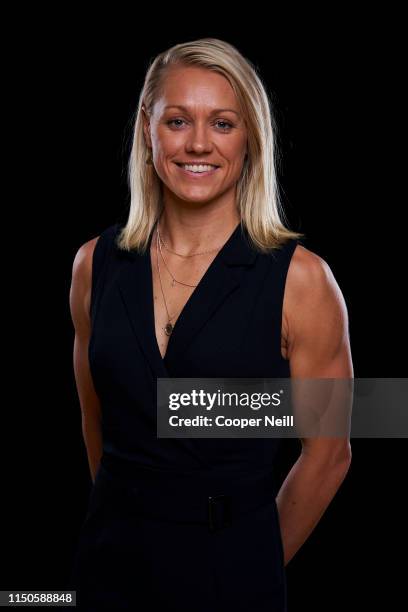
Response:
[89,221,298,474]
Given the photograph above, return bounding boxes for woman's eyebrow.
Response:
[164,104,240,116]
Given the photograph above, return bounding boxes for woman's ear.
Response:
[141,106,152,149]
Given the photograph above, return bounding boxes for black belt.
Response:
[94,454,278,533]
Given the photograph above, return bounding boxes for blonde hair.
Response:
[117,37,304,254]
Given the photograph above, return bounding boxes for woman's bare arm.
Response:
[277,245,353,566]
[69,237,103,483]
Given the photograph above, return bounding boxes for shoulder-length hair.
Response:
[116,37,304,254]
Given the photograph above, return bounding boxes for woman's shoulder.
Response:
[287,242,333,296]
[71,223,121,289]
[284,242,346,333]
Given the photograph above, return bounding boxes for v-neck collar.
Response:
[115,220,258,378]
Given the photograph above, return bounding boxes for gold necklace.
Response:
[155,228,199,336]
[156,222,221,336]
[155,229,177,336]
[155,218,224,336]
[157,231,199,288]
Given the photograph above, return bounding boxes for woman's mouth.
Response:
[175,163,220,178]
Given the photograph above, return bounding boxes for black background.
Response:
[4,8,406,611]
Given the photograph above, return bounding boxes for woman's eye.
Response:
[215,120,233,130]
[167,119,185,128]
[166,119,233,131]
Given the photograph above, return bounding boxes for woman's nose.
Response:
[185,123,212,152]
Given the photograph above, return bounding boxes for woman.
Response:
[69,38,352,611]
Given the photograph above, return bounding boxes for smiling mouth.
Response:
[175,162,220,175]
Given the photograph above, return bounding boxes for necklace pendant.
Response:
[164,322,173,336]
[171,278,176,287]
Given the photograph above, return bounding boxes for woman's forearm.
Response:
[276,452,351,566]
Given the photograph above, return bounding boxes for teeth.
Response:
[181,164,217,173]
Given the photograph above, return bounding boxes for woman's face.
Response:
[142,65,248,205]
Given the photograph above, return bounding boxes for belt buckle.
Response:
[208,494,232,532]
